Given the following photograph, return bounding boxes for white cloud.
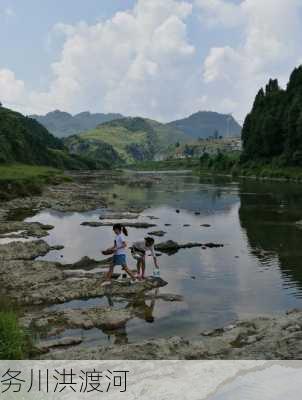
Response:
[0,69,25,103]
[1,0,302,123]
[198,0,302,119]
[25,0,198,120]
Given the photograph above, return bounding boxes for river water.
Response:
[26,172,302,346]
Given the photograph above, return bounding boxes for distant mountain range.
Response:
[168,111,242,139]
[31,110,242,140]
[30,110,124,138]
[26,110,242,165]
[65,117,187,164]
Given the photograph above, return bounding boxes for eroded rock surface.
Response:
[42,309,302,360]
[0,240,52,261]
[0,222,54,239]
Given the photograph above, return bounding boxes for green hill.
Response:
[0,106,105,169]
[168,111,242,139]
[65,117,188,163]
[30,110,124,138]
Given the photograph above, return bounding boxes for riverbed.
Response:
[16,171,302,349]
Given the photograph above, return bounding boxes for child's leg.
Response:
[136,259,141,277]
[123,263,136,280]
[105,264,114,281]
[141,258,146,279]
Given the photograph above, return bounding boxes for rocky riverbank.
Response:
[42,309,302,360]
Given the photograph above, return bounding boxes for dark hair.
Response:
[144,236,155,247]
[113,223,128,236]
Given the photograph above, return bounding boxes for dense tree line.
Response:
[241,65,302,166]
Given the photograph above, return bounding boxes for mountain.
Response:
[64,117,188,163]
[241,65,302,166]
[167,111,242,139]
[0,106,111,169]
[30,110,124,138]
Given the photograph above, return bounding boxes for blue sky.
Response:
[0,0,301,122]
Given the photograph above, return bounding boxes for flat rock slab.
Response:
[1,255,167,306]
[0,239,52,261]
[82,221,157,229]
[36,337,83,353]
[99,213,139,220]
[25,307,133,333]
[155,240,224,254]
[42,309,302,360]
[0,222,54,239]
[148,230,166,237]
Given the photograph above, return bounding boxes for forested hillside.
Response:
[65,117,188,163]
[0,106,102,169]
[242,65,302,166]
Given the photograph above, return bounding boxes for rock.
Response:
[154,240,224,255]
[50,245,64,251]
[176,209,180,213]
[155,241,201,254]
[164,224,172,226]
[0,240,52,261]
[41,310,302,360]
[148,293,183,302]
[201,224,211,227]
[99,213,139,220]
[1,257,167,306]
[195,212,201,215]
[183,224,191,227]
[148,230,166,237]
[204,243,224,248]
[36,337,83,352]
[82,221,157,229]
[0,222,54,239]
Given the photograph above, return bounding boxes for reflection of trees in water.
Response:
[103,175,239,213]
[103,290,158,345]
[238,180,302,292]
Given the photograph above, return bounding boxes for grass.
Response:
[0,163,70,200]
[0,164,62,181]
[0,311,27,359]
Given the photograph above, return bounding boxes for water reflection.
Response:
[238,180,302,294]
[23,173,302,343]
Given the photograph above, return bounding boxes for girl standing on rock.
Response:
[101,223,137,286]
[131,237,160,280]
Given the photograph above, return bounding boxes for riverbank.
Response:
[129,156,302,183]
[0,164,70,201]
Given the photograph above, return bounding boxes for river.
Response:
[24,171,302,347]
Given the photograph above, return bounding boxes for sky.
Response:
[0,0,302,123]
